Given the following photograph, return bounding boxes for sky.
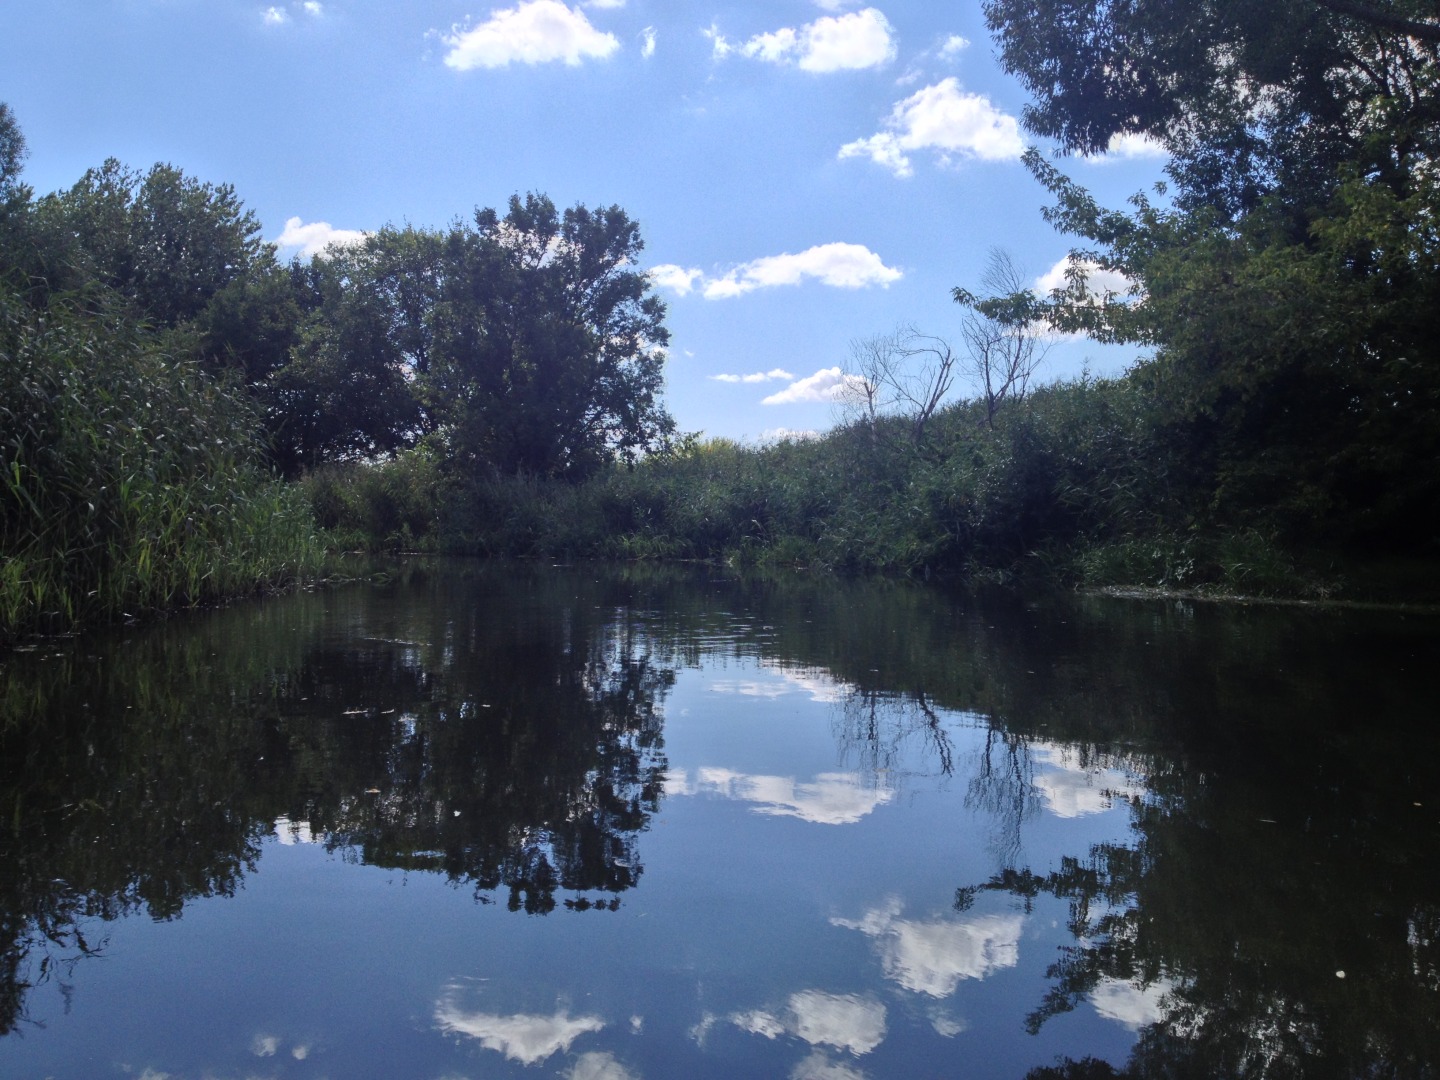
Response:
[2,0,1167,442]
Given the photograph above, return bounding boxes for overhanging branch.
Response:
[1313,0,1440,43]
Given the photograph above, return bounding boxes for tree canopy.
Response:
[985,0,1440,549]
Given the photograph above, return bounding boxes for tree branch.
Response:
[1313,0,1440,43]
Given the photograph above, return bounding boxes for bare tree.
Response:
[841,324,959,448]
[953,249,1051,427]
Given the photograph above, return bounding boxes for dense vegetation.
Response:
[5,0,1440,640]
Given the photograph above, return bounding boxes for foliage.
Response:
[423,193,675,479]
[0,282,322,643]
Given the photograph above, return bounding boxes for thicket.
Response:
[0,107,322,644]
[305,370,1336,597]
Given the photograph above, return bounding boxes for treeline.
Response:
[8,0,1440,641]
[306,0,1440,597]
[0,99,675,641]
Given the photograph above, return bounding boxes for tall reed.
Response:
[1,287,323,643]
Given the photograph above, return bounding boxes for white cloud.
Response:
[667,766,893,825]
[707,243,902,299]
[733,8,895,72]
[1090,977,1174,1030]
[709,368,795,384]
[834,900,1024,996]
[444,1,619,70]
[703,23,732,59]
[648,264,703,295]
[567,1051,640,1080]
[939,34,970,57]
[641,26,656,57]
[302,1,322,15]
[652,244,901,301]
[731,991,887,1056]
[839,78,1024,177]
[433,998,605,1065]
[791,1051,870,1080]
[762,367,870,406]
[262,6,288,25]
[273,816,317,844]
[584,0,626,7]
[1083,131,1168,163]
[252,1034,280,1056]
[1034,257,1136,302]
[274,216,368,258]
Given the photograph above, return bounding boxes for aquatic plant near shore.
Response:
[1,289,323,643]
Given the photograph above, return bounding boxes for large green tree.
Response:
[984,0,1440,548]
[425,193,674,479]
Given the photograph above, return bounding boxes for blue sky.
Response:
[3,0,1166,441]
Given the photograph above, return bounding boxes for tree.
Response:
[425,193,674,479]
[953,249,1052,427]
[843,325,959,448]
[983,0,1440,218]
[36,158,273,327]
[982,0,1440,547]
[263,231,437,474]
[0,103,26,202]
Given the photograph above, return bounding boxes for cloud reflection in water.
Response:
[833,899,1023,996]
[433,990,605,1065]
[665,768,892,825]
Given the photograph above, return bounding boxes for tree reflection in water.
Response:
[0,563,674,1032]
[1,563,1437,1080]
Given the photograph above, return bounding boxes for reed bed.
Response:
[1,289,323,643]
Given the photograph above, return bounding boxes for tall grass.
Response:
[304,368,1351,598]
[1,288,323,642]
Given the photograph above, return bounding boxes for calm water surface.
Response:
[1,561,1437,1079]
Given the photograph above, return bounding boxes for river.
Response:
[1,560,1437,1079]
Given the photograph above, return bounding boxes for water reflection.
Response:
[665,767,893,824]
[0,563,676,1031]
[833,900,1024,997]
[433,986,606,1065]
[1,562,1438,1079]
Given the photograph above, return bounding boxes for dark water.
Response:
[1,561,1437,1079]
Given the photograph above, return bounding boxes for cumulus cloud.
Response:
[651,244,901,301]
[735,8,896,72]
[262,2,322,24]
[433,997,605,1065]
[939,34,970,57]
[1084,131,1169,163]
[834,900,1024,996]
[648,264,704,295]
[839,78,1023,176]
[762,367,870,406]
[641,26,656,57]
[731,991,887,1056]
[666,766,893,825]
[1034,257,1136,302]
[705,242,902,296]
[444,0,619,70]
[709,368,796,384]
[760,427,822,442]
[274,216,368,258]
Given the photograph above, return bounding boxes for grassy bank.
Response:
[304,370,1431,602]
